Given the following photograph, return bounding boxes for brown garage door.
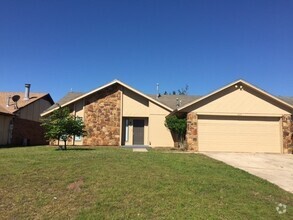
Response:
[198,115,281,153]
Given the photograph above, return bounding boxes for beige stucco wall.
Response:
[0,115,12,145]
[149,114,173,147]
[122,88,173,147]
[149,102,173,147]
[18,98,53,122]
[74,100,84,118]
[188,87,291,115]
[122,89,149,117]
[72,100,84,145]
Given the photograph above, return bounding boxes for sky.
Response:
[0,0,292,102]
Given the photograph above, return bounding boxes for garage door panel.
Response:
[198,116,281,153]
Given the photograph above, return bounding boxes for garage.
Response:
[198,115,282,153]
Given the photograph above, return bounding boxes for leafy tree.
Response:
[178,84,189,95]
[162,84,189,96]
[41,106,86,150]
[165,115,187,149]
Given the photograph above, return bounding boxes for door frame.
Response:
[121,117,148,146]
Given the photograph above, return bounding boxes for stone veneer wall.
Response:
[83,85,121,146]
[282,114,293,154]
[186,112,198,151]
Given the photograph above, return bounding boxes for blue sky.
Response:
[0,0,292,101]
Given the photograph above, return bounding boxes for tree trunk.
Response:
[179,134,186,150]
[64,141,67,150]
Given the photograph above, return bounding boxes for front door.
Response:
[133,119,144,145]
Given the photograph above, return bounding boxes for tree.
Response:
[162,84,189,96]
[165,115,187,149]
[178,84,189,95]
[41,106,86,150]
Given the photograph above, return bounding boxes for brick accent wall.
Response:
[282,115,293,153]
[83,85,121,146]
[11,118,47,145]
[186,112,198,151]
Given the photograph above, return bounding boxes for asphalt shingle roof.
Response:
[44,92,85,113]
[148,94,202,109]
[0,92,50,114]
[278,96,293,106]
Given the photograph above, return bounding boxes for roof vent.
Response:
[6,96,11,107]
[24,84,31,101]
[156,83,160,99]
[176,98,182,108]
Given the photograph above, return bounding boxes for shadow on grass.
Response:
[55,147,95,151]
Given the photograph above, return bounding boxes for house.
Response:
[175,80,293,153]
[41,79,293,153]
[0,84,54,146]
[0,106,13,145]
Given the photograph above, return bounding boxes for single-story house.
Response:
[0,84,54,145]
[41,79,293,153]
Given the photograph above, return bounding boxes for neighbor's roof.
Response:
[41,79,174,116]
[148,94,202,109]
[0,92,53,114]
[0,105,12,115]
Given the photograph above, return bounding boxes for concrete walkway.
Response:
[121,145,149,152]
[133,148,148,152]
[202,152,293,193]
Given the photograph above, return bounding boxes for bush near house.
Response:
[165,115,187,149]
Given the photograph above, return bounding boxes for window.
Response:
[125,119,129,142]
[75,116,83,141]
[75,135,82,141]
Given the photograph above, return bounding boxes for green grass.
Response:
[0,146,292,219]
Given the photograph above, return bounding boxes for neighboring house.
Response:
[41,79,293,153]
[0,106,13,145]
[0,84,54,146]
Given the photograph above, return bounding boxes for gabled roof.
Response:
[41,79,174,116]
[44,92,85,113]
[176,79,293,113]
[0,92,53,114]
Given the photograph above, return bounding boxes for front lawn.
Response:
[0,146,292,219]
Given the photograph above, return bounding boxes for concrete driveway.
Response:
[201,152,293,193]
